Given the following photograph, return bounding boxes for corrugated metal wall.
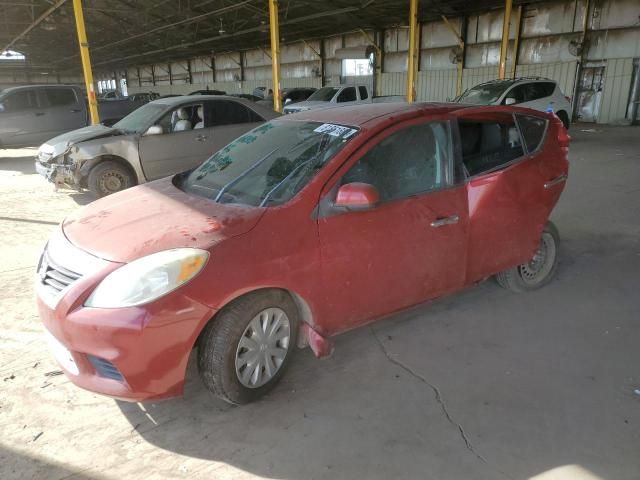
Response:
[123,0,639,124]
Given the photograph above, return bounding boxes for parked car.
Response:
[98,90,123,100]
[455,77,572,129]
[128,92,159,102]
[230,93,263,102]
[0,85,149,147]
[283,84,370,113]
[282,84,404,114]
[257,87,317,109]
[35,95,279,196]
[189,89,226,96]
[36,102,570,405]
[252,86,267,98]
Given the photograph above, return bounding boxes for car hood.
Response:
[62,177,265,263]
[40,125,121,157]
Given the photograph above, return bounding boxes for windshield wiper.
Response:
[213,148,278,202]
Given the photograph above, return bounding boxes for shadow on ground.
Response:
[0,445,108,480]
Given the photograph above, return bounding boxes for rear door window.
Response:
[44,88,78,107]
[358,86,369,100]
[529,82,555,100]
[458,117,525,176]
[337,87,357,103]
[210,100,263,125]
[516,114,548,153]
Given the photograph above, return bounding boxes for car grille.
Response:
[87,355,124,382]
[38,250,83,295]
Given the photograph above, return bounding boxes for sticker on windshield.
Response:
[314,123,357,138]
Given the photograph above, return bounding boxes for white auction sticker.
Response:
[314,123,358,138]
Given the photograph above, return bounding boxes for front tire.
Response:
[197,290,298,405]
[88,161,135,197]
[496,222,560,292]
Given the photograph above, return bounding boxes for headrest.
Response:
[197,106,204,120]
[177,107,190,120]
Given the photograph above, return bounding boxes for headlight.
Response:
[85,249,209,308]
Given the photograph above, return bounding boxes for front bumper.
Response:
[36,231,216,401]
[35,150,81,189]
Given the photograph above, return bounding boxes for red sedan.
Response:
[36,103,570,404]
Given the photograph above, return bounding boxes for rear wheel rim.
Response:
[518,232,556,286]
[235,307,291,389]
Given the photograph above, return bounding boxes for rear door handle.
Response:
[70,108,81,113]
[195,134,208,142]
[430,215,459,228]
[544,174,567,189]
[35,112,45,116]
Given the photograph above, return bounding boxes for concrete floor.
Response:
[1,126,639,480]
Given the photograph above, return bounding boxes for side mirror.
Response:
[284,98,292,105]
[335,183,379,211]
[504,97,516,105]
[144,125,163,136]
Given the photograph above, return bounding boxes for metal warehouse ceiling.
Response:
[2,0,537,72]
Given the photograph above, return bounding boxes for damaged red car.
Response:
[36,102,570,404]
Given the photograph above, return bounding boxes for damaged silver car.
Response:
[35,95,279,197]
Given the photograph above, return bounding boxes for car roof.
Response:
[283,102,470,128]
[149,94,280,119]
[0,84,79,94]
[472,77,557,89]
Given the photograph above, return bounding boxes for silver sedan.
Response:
[35,95,280,197]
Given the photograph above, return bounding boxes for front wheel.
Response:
[197,290,298,405]
[496,222,560,292]
[88,160,135,197]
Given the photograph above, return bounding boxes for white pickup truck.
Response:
[282,84,403,114]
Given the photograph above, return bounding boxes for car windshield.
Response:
[307,87,340,102]
[457,81,514,105]
[113,103,167,134]
[180,120,358,207]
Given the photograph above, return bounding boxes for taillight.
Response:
[558,127,571,148]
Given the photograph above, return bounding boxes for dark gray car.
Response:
[0,85,147,147]
[35,95,280,197]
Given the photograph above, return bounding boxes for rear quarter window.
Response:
[516,114,548,153]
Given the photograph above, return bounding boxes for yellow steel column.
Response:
[498,0,513,80]
[72,0,99,124]
[510,5,523,79]
[406,0,418,103]
[268,0,282,112]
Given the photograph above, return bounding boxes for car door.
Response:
[39,88,86,142]
[0,88,47,147]
[455,109,563,283]
[138,101,216,181]
[317,118,469,333]
[208,99,265,151]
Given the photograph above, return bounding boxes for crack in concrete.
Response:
[370,326,491,465]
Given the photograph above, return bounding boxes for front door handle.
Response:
[195,134,208,142]
[35,112,45,116]
[544,174,567,189]
[70,108,81,113]
[431,215,459,228]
